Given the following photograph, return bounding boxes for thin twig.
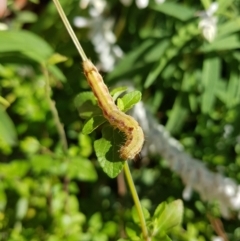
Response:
[42,65,68,154]
[52,0,87,61]
[124,162,150,241]
[207,214,229,241]
[42,65,70,212]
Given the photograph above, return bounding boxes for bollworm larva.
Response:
[52,0,144,160]
[83,60,144,160]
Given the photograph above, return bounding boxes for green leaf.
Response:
[120,91,142,112]
[67,157,97,181]
[30,154,55,174]
[16,197,28,220]
[110,86,128,101]
[144,39,170,63]
[0,160,30,179]
[108,39,172,84]
[88,212,102,231]
[16,10,37,24]
[94,126,125,178]
[102,221,118,237]
[0,106,17,145]
[152,235,172,241]
[153,200,183,236]
[217,17,240,39]
[82,116,106,135]
[217,0,235,13]
[153,202,166,218]
[0,30,66,82]
[144,43,182,88]
[20,136,40,154]
[226,69,240,107]
[189,94,198,113]
[144,57,167,88]
[0,96,10,108]
[47,53,68,65]
[0,30,53,63]
[76,89,141,136]
[78,133,93,157]
[200,0,211,9]
[150,2,195,21]
[201,56,220,114]
[144,22,199,88]
[117,98,125,111]
[132,206,150,224]
[0,186,7,211]
[181,72,198,112]
[125,223,142,241]
[48,64,66,82]
[108,39,155,80]
[74,92,101,119]
[165,94,189,134]
[202,34,240,52]
[117,239,132,241]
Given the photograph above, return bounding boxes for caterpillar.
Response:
[51,0,144,160]
[83,59,144,160]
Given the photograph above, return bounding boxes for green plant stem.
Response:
[124,162,150,241]
[42,65,68,154]
[52,0,87,61]
[42,65,70,212]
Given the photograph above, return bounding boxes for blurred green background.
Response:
[1,0,240,240]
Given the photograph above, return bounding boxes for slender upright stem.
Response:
[124,162,150,241]
[42,65,70,212]
[52,0,88,61]
[42,65,68,154]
